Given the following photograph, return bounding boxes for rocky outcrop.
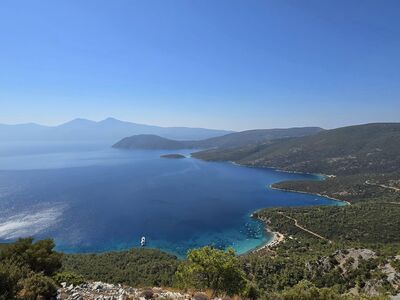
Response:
[58,282,234,300]
[58,282,191,300]
[307,248,377,276]
[306,249,400,297]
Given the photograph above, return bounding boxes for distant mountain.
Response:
[0,118,232,141]
[192,123,400,175]
[112,127,324,150]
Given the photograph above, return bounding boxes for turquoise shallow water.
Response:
[0,141,342,258]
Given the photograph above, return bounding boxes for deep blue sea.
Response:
[0,141,342,257]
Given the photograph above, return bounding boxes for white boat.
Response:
[140,236,146,247]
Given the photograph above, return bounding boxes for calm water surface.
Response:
[0,141,342,257]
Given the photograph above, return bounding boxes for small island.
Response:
[160,154,186,159]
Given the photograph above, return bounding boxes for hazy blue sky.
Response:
[0,0,399,130]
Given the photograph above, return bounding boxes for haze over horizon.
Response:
[1,116,400,133]
[1,0,399,130]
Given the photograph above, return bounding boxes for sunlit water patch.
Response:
[0,203,65,240]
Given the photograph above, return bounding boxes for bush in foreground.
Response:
[53,271,85,286]
[0,238,62,300]
[175,246,247,297]
[19,273,58,299]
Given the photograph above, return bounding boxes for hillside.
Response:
[112,127,323,150]
[193,123,400,176]
[196,126,324,149]
[62,248,178,287]
[3,237,399,299]
[0,118,232,141]
[112,134,194,150]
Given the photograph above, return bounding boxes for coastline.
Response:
[251,225,285,253]
[247,210,284,252]
[262,230,285,250]
[246,182,350,252]
[268,184,351,206]
[229,161,330,178]
[230,158,351,206]
[229,161,351,252]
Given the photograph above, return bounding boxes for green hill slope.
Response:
[193,123,400,176]
[112,134,193,150]
[112,127,323,150]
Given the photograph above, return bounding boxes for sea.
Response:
[0,141,343,257]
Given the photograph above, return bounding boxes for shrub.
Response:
[0,239,62,299]
[19,272,58,299]
[53,271,85,286]
[244,283,260,300]
[175,246,246,296]
[0,238,62,276]
[278,280,343,300]
[0,265,16,300]
[0,260,31,300]
[390,259,400,272]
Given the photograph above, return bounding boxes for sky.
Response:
[0,0,399,131]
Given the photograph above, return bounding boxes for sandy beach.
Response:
[252,229,285,253]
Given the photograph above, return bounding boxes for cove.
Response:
[0,142,343,258]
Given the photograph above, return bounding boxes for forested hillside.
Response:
[193,123,400,175]
[112,127,323,150]
[62,248,178,287]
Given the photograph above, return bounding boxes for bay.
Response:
[0,141,342,257]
